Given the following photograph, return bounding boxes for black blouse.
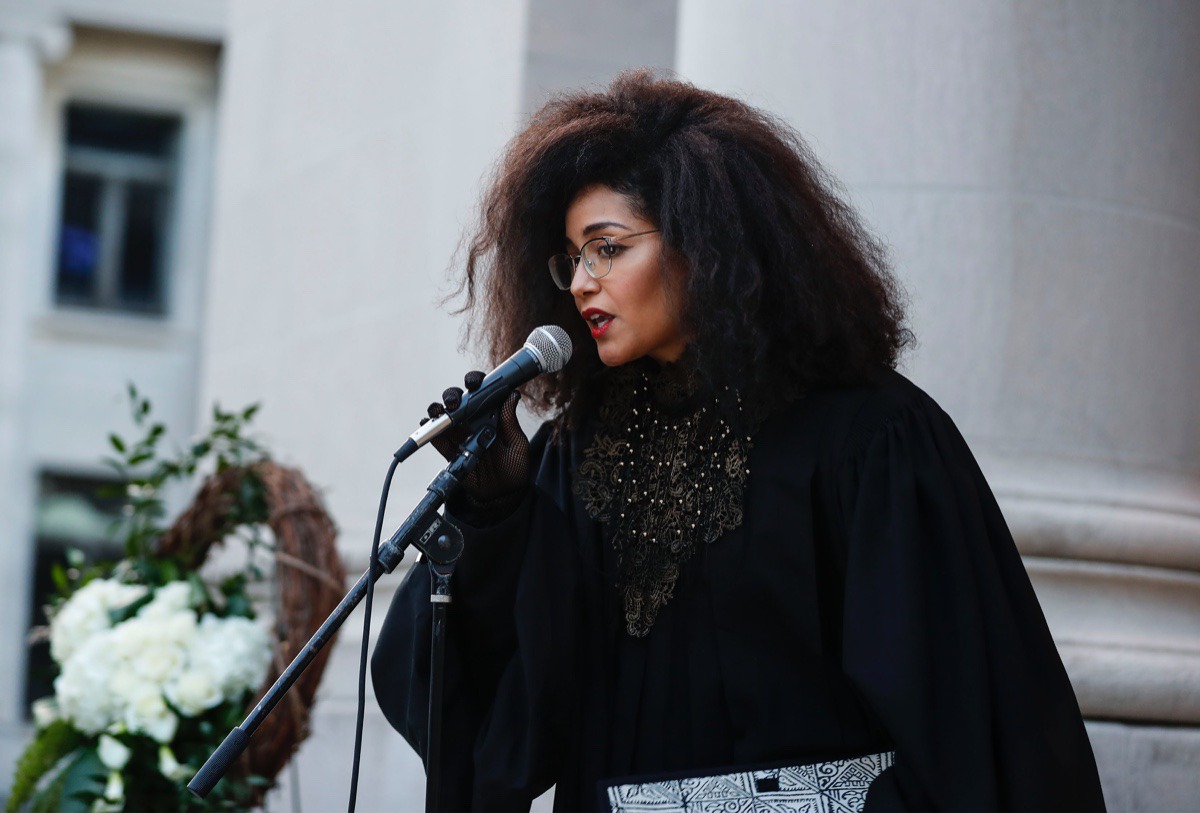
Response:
[372,366,1106,811]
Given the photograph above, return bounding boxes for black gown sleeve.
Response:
[371,421,580,811]
[834,396,1106,812]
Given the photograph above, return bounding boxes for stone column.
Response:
[0,28,42,728]
[0,23,53,776]
[677,2,1200,809]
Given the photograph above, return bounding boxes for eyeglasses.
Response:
[547,229,660,291]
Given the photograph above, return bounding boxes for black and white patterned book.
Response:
[602,750,895,813]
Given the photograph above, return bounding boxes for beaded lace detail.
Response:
[573,359,752,637]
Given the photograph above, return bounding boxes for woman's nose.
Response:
[569,256,601,296]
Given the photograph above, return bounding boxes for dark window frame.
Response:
[53,103,182,317]
[23,471,126,716]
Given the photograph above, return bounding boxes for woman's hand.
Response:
[422,370,531,518]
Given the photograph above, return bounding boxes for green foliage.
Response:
[50,384,270,609]
[48,747,106,813]
[11,383,278,813]
[101,384,265,571]
[6,721,80,813]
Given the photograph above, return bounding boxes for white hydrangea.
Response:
[109,609,196,685]
[185,614,273,699]
[136,581,195,619]
[115,678,178,742]
[55,634,122,735]
[52,580,272,744]
[164,670,223,717]
[49,579,149,664]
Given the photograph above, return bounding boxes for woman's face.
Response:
[564,184,690,367]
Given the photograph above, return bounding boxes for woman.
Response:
[372,70,1106,812]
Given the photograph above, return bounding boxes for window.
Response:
[54,103,181,316]
[24,472,125,713]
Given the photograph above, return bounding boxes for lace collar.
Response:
[572,352,753,636]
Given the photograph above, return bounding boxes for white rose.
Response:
[50,579,148,663]
[141,708,178,743]
[186,614,271,702]
[132,642,187,684]
[157,611,199,646]
[108,664,151,704]
[104,610,195,695]
[56,636,122,734]
[31,697,58,729]
[165,670,223,716]
[103,770,124,802]
[138,582,196,619]
[110,610,194,656]
[117,680,178,742]
[98,734,131,770]
[158,745,191,782]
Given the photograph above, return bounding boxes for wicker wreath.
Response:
[155,460,346,789]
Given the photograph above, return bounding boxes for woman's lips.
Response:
[582,309,615,338]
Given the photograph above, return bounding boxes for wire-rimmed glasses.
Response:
[548,229,660,291]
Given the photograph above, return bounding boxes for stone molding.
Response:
[1015,504,1200,723]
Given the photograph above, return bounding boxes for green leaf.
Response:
[127,451,154,466]
[5,721,81,813]
[223,591,251,619]
[241,403,261,420]
[107,592,153,625]
[160,560,180,584]
[107,434,126,453]
[186,572,210,608]
[53,747,106,812]
[220,572,247,596]
[94,483,124,500]
[50,563,69,594]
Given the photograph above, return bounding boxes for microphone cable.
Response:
[347,453,400,813]
[344,327,569,811]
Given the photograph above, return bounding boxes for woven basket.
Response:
[156,460,345,790]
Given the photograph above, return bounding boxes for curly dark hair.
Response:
[449,68,913,429]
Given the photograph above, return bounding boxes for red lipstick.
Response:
[581,307,615,339]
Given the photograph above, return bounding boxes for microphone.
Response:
[395,325,572,462]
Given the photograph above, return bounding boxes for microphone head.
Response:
[524,325,572,373]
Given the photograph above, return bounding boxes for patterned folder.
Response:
[603,750,894,813]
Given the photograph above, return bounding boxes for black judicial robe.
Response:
[372,367,1106,811]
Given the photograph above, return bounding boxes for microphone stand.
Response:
[187,418,499,810]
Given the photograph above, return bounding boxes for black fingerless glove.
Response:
[423,372,532,523]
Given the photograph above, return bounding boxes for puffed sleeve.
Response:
[834,397,1106,812]
[371,420,582,811]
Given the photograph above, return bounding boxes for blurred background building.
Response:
[1,1,1197,810]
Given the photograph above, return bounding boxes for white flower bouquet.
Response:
[17,579,272,812]
[9,388,285,813]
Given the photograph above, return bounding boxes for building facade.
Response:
[1,1,1196,810]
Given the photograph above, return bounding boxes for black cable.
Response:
[347,454,401,813]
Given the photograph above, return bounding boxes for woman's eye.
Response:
[598,242,623,259]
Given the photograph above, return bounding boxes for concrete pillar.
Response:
[677,2,1200,809]
[0,23,48,777]
[0,27,41,722]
